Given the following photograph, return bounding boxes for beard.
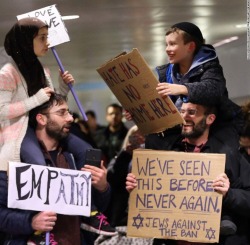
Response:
[181,116,207,139]
[45,119,71,141]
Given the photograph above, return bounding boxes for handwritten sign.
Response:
[17,5,70,47]
[8,162,91,216]
[127,149,225,243]
[96,49,184,135]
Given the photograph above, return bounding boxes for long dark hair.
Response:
[4,17,48,96]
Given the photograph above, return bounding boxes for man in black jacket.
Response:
[0,94,111,245]
[126,102,250,245]
[94,103,128,165]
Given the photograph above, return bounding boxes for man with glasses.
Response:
[0,94,111,245]
[127,102,250,245]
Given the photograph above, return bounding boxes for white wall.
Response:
[216,33,250,105]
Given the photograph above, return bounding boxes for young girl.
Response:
[0,17,89,171]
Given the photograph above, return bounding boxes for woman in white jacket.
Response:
[0,17,82,171]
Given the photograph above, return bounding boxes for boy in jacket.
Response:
[155,22,243,145]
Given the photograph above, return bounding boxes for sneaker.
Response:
[81,212,118,236]
[220,220,237,236]
[27,232,58,245]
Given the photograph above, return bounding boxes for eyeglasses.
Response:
[179,109,198,116]
[42,109,73,118]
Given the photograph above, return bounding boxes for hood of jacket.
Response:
[172,44,217,82]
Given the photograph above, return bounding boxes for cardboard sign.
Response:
[17,5,70,47]
[8,162,91,216]
[96,49,184,135]
[127,149,225,243]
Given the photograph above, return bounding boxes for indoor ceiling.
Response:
[0,0,246,116]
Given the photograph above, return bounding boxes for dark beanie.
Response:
[171,22,203,43]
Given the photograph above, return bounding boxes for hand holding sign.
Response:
[31,211,57,231]
[60,70,75,85]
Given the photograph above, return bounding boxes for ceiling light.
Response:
[61,15,79,20]
[236,24,247,28]
[213,36,238,47]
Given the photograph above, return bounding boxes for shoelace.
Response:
[97,213,109,231]
[49,233,58,245]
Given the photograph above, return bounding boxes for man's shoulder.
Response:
[96,124,105,131]
[95,126,108,134]
[93,127,108,143]
[120,123,128,133]
[206,134,238,154]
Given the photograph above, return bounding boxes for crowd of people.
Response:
[0,16,250,245]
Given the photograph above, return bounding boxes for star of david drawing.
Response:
[132,213,144,229]
[205,227,216,240]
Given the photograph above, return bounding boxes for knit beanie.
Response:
[171,22,204,43]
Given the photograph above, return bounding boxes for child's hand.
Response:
[156,83,188,96]
[124,110,133,121]
[43,87,54,98]
[60,70,74,85]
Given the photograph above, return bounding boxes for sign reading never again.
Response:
[127,149,225,243]
[8,162,91,216]
[97,49,184,135]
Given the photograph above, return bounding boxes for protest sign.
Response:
[127,149,225,243]
[96,49,184,135]
[8,162,91,216]
[17,5,70,47]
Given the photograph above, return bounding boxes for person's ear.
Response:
[188,41,196,52]
[36,113,47,126]
[206,114,216,125]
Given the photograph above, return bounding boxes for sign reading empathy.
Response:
[17,5,70,47]
[8,162,91,216]
[127,150,225,243]
[96,49,184,135]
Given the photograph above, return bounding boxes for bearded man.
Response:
[127,102,250,245]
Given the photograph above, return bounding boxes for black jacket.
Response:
[105,150,132,226]
[156,54,242,125]
[146,131,250,244]
[94,124,128,164]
